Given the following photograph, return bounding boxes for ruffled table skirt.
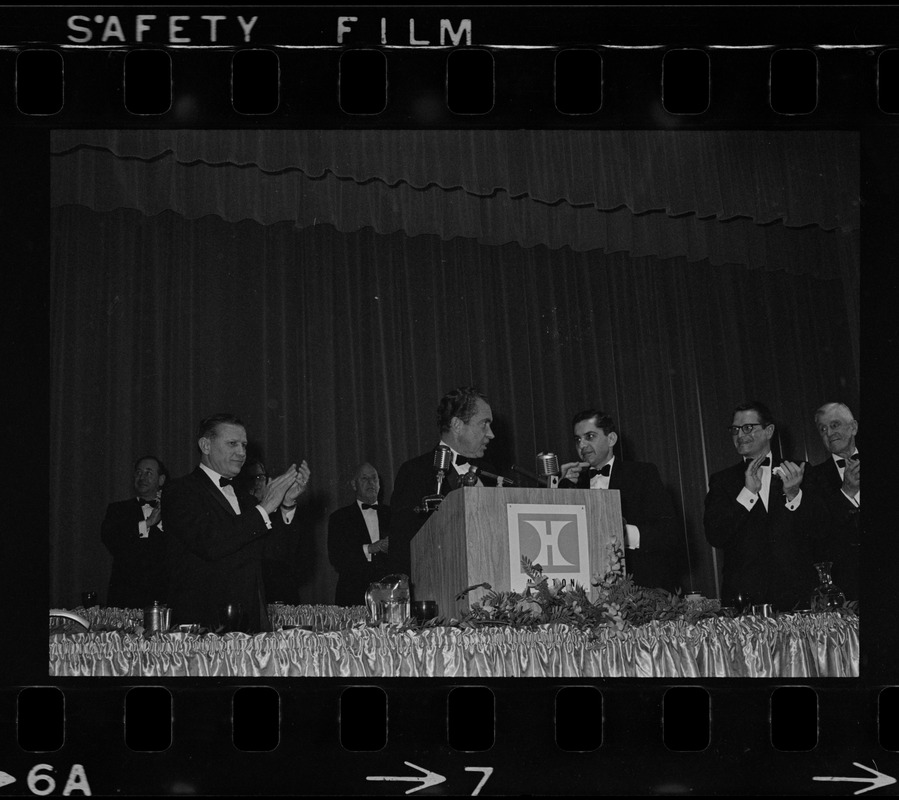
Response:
[49,607,858,678]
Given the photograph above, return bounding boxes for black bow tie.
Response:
[454,456,470,467]
[589,464,611,478]
[835,453,859,468]
[361,503,378,510]
[744,456,771,467]
[219,476,235,487]
[140,499,159,508]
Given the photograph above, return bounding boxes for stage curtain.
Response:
[51,203,857,609]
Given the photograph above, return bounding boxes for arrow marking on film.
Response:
[366,761,447,795]
[0,771,15,789]
[813,763,897,795]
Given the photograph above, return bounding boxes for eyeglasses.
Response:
[728,423,764,436]
[250,474,268,482]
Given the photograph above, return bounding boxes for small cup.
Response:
[411,600,438,622]
[752,603,776,618]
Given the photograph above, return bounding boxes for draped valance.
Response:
[50,130,859,279]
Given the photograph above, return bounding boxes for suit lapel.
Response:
[195,467,239,516]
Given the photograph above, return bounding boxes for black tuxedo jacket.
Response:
[806,457,860,599]
[162,466,294,631]
[101,497,168,608]
[389,448,497,580]
[559,460,681,592]
[327,502,392,606]
[704,460,827,610]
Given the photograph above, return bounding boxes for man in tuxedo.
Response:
[704,401,824,611]
[807,402,860,600]
[162,413,311,632]
[101,455,170,608]
[558,410,682,592]
[328,462,392,606]
[390,386,498,580]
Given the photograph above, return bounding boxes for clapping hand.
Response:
[775,460,805,501]
[146,495,162,527]
[281,460,311,508]
[259,462,306,514]
[743,454,767,494]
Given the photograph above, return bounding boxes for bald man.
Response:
[327,462,392,606]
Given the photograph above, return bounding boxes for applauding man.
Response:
[807,402,860,599]
[704,401,824,611]
[163,413,310,631]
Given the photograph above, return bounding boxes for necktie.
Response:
[361,503,378,510]
[744,456,771,467]
[455,456,469,467]
[219,476,235,487]
[589,464,611,478]
[141,499,159,508]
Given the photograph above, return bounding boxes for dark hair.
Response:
[733,401,774,428]
[133,455,169,480]
[242,458,266,476]
[437,387,489,432]
[196,413,245,441]
[571,409,616,436]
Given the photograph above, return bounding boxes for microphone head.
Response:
[433,445,452,473]
[536,452,560,477]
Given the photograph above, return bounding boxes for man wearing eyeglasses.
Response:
[807,402,860,600]
[704,401,824,611]
[101,455,170,608]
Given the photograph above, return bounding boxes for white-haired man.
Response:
[807,402,859,599]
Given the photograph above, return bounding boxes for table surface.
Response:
[49,604,859,679]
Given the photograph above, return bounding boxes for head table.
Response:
[49,604,858,679]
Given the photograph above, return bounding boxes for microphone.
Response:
[415,444,454,514]
[536,452,561,489]
[433,444,452,474]
[470,466,516,487]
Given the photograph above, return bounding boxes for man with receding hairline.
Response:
[328,462,392,606]
[163,413,311,631]
[389,386,499,580]
[101,455,170,608]
[807,401,860,599]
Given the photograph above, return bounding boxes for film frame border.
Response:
[3,3,895,796]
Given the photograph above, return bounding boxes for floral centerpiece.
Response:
[451,543,722,631]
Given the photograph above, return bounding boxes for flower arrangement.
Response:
[453,542,722,631]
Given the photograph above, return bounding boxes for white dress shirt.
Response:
[588,457,640,549]
[359,499,382,561]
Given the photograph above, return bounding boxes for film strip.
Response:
[3,3,897,796]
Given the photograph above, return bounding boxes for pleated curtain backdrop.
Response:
[50,130,859,607]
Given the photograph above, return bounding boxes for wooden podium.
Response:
[409,487,623,619]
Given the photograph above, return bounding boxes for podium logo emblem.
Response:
[507,504,590,592]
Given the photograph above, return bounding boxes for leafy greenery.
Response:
[451,543,724,632]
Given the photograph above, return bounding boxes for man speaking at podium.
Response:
[390,387,499,580]
[559,409,681,592]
